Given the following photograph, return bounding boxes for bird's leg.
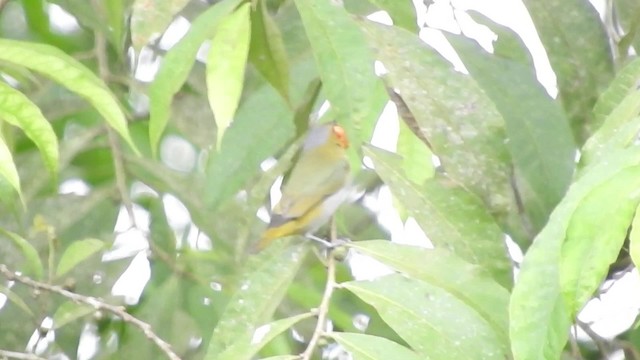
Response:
[305,234,333,248]
[305,234,350,250]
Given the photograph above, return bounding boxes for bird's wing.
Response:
[270,159,349,223]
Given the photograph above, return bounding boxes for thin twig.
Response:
[0,349,46,360]
[577,319,610,357]
[568,325,584,360]
[93,28,137,228]
[0,264,181,360]
[299,218,338,360]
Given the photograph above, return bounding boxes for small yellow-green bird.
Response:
[256,122,351,250]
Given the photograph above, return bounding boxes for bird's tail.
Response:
[251,222,298,253]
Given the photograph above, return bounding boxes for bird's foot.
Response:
[305,234,350,249]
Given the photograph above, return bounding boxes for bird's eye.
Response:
[332,125,349,148]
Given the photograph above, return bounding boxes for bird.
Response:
[255,122,351,251]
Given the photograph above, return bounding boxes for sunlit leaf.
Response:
[630,203,640,269]
[0,135,22,201]
[396,118,433,185]
[510,147,640,360]
[0,39,138,153]
[560,166,640,316]
[582,58,640,168]
[148,0,243,155]
[207,3,252,150]
[0,81,59,182]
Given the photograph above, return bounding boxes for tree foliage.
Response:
[1,0,640,359]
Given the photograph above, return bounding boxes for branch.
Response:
[0,265,181,360]
[0,349,46,360]
[299,219,338,360]
[577,319,610,357]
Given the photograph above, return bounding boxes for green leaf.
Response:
[365,0,417,32]
[0,81,59,182]
[582,58,640,167]
[216,312,313,360]
[593,58,640,124]
[343,274,509,359]
[52,301,95,329]
[396,119,433,185]
[249,0,291,102]
[631,203,640,269]
[0,229,43,280]
[330,332,421,360]
[207,3,252,150]
[130,0,190,51]
[293,0,386,154]
[363,145,512,288]
[0,285,34,316]
[0,135,22,201]
[348,241,510,345]
[148,0,243,155]
[204,81,295,209]
[204,243,309,359]
[55,238,105,278]
[522,0,614,144]
[118,276,198,358]
[0,39,139,154]
[510,147,640,360]
[105,0,128,52]
[446,33,575,232]
[560,166,640,316]
[466,11,533,68]
[359,21,524,243]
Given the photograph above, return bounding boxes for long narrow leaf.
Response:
[446,33,575,233]
[330,332,422,360]
[522,0,614,143]
[364,145,512,288]
[0,135,22,201]
[0,39,138,153]
[207,3,252,150]
[0,82,58,181]
[204,243,309,359]
[510,147,640,360]
[294,0,386,154]
[148,0,243,155]
[344,274,509,359]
